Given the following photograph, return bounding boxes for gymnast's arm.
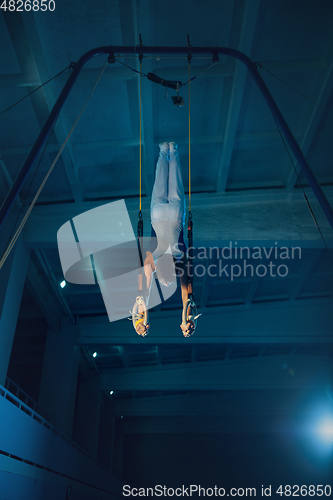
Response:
[135,253,155,336]
[144,251,155,305]
[177,255,189,306]
[176,255,195,336]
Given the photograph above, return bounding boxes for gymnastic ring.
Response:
[129,296,149,336]
[182,298,202,333]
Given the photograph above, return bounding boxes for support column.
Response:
[38,316,80,437]
[74,373,101,459]
[112,417,124,479]
[0,234,30,385]
[109,412,116,470]
[97,399,116,469]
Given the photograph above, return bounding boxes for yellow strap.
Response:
[139,61,142,211]
[135,316,145,329]
[188,61,191,212]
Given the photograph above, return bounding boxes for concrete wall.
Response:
[123,430,333,494]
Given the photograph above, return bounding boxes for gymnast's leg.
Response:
[150,142,169,221]
[168,142,186,224]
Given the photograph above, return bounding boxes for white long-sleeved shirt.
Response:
[151,220,184,262]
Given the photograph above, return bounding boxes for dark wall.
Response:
[124,431,333,495]
[7,317,47,402]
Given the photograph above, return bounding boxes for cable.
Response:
[188,60,191,213]
[187,56,194,300]
[258,64,333,119]
[271,113,333,266]
[139,60,142,212]
[182,60,219,86]
[0,65,72,118]
[115,57,146,77]
[114,57,219,88]
[0,59,108,271]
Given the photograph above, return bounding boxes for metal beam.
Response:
[112,388,327,417]
[100,354,333,391]
[0,155,65,332]
[34,248,74,322]
[20,13,84,202]
[286,57,333,189]
[0,134,222,158]
[216,0,264,193]
[0,155,22,209]
[83,184,216,201]
[2,45,333,230]
[77,300,333,345]
[3,12,83,203]
[244,257,268,306]
[244,274,261,305]
[23,187,333,248]
[6,128,333,158]
[289,249,324,300]
[25,259,63,332]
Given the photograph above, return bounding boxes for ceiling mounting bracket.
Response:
[146,72,182,91]
[212,50,219,63]
[172,83,185,107]
[108,48,115,64]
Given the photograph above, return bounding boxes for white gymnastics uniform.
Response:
[150,146,186,262]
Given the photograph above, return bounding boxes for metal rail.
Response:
[1,45,332,230]
[0,381,110,472]
[5,376,50,421]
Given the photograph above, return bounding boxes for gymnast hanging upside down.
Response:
[136,142,195,338]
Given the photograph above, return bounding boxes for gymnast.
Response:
[135,142,195,338]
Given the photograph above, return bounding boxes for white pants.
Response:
[150,149,186,224]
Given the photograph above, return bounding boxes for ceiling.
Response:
[1,0,333,432]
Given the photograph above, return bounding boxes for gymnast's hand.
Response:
[180,321,195,337]
[136,322,150,337]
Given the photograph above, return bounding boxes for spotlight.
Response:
[110,390,114,395]
[60,280,66,288]
[92,352,97,358]
[317,418,333,442]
